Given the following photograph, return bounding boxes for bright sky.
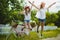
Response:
[24,0,60,13]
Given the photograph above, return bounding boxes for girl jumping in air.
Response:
[23,6,32,30]
[20,2,34,31]
[28,1,56,37]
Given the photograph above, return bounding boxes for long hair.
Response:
[40,2,45,9]
[24,6,30,15]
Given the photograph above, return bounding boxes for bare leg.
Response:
[21,22,27,31]
[37,21,40,33]
[27,22,32,30]
[22,22,31,32]
[41,22,44,36]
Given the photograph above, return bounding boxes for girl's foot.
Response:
[37,32,44,39]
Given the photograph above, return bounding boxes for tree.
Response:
[46,12,58,26]
[46,11,51,25]
[50,13,58,23]
[31,10,37,21]
[0,0,24,24]
[55,11,60,27]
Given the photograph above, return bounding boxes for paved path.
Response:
[43,34,60,40]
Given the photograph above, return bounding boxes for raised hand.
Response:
[28,1,40,10]
[28,1,31,3]
[30,1,34,9]
[48,2,56,8]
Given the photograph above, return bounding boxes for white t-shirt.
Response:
[24,12,31,20]
[36,8,47,19]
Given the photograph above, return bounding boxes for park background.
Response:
[0,0,60,40]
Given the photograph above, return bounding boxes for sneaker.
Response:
[40,34,44,39]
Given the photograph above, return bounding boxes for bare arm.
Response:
[47,2,56,9]
[28,1,40,10]
[30,1,34,9]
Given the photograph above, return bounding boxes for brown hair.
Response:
[40,2,45,9]
[24,6,30,15]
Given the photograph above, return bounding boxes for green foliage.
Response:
[55,11,60,27]
[10,10,24,21]
[30,22,36,28]
[43,29,60,38]
[50,13,58,22]
[31,10,37,21]
[0,0,24,24]
[46,12,51,25]
[31,10,39,25]
[0,0,9,24]
[47,23,55,26]
[46,12,59,26]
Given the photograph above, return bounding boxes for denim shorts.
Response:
[24,20,30,23]
[38,19,46,22]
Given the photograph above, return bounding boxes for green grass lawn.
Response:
[43,28,60,38]
[0,28,60,40]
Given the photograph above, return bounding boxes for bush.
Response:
[47,23,55,26]
[30,22,36,28]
